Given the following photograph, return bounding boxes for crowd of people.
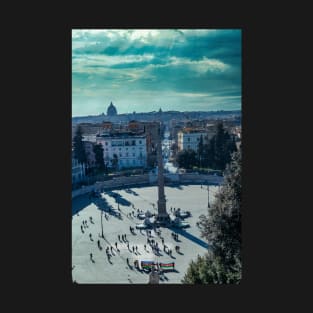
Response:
[75,202,183,275]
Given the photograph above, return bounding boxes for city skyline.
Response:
[72,29,241,117]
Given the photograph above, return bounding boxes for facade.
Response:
[72,157,86,184]
[95,132,147,169]
[177,129,207,152]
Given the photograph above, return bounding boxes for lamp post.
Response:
[100,208,104,238]
[207,184,210,208]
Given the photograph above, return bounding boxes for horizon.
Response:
[72,29,241,117]
[72,107,241,119]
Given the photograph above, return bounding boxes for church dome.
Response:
[107,102,117,116]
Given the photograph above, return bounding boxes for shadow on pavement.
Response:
[168,227,209,249]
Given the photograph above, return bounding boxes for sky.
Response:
[72,29,241,117]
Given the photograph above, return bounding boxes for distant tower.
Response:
[107,101,117,116]
[156,123,170,224]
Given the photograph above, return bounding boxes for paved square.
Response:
[72,184,218,284]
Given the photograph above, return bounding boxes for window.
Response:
[105,142,108,146]
[133,153,135,157]
[139,140,142,144]
[188,138,190,142]
[119,153,122,157]
[132,140,136,145]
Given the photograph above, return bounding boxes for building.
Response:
[177,128,207,152]
[95,131,147,169]
[72,123,104,139]
[107,101,118,116]
[72,156,86,185]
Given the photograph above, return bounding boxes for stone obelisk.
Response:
[156,123,170,224]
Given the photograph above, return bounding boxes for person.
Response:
[132,246,135,253]
[90,253,93,260]
[162,238,164,245]
[115,242,117,248]
[126,258,129,265]
[144,244,146,250]
[118,234,120,241]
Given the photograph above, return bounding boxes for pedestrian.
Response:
[97,240,100,246]
[144,244,146,250]
[162,238,164,245]
[118,234,120,241]
[132,246,135,253]
[127,242,129,249]
[110,246,113,253]
[90,253,93,260]
[115,242,117,248]
[127,258,129,265]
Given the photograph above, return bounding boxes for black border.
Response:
[16,8,308,311]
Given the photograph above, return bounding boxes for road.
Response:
[162,129,178,174]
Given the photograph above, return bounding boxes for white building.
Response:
[95,132,147,169]
[177,129,207,152]
[72,157,86,184]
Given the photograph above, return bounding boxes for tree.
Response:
[182,149,242,284]
[209,122,237,170]
[112,154,119,171]
[93,143,106,172]
[176,149,197,169]
[73,126,87,165]
[197,135,204,167]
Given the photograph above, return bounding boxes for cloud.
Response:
[72,29,241,116]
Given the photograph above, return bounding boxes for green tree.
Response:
[182,149,242,284]
[73,125,87,165]
[112,153,119,171]
[93,143,106,172]
[176,149,197,169]
[209,122,237,170]
[197,135,204,167]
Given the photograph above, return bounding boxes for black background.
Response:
[5,3,311,311]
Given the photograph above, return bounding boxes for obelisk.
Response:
[156,123,170,224]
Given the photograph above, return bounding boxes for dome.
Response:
[107,102,117,116]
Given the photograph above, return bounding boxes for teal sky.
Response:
[72,29,241,117]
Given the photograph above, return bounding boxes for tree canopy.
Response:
[93,143,106,172]
[182,149,242,284]
[73,126,87,165]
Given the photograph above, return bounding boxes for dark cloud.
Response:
[72,29,241,115]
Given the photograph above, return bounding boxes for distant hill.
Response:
[72,110,241,125]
